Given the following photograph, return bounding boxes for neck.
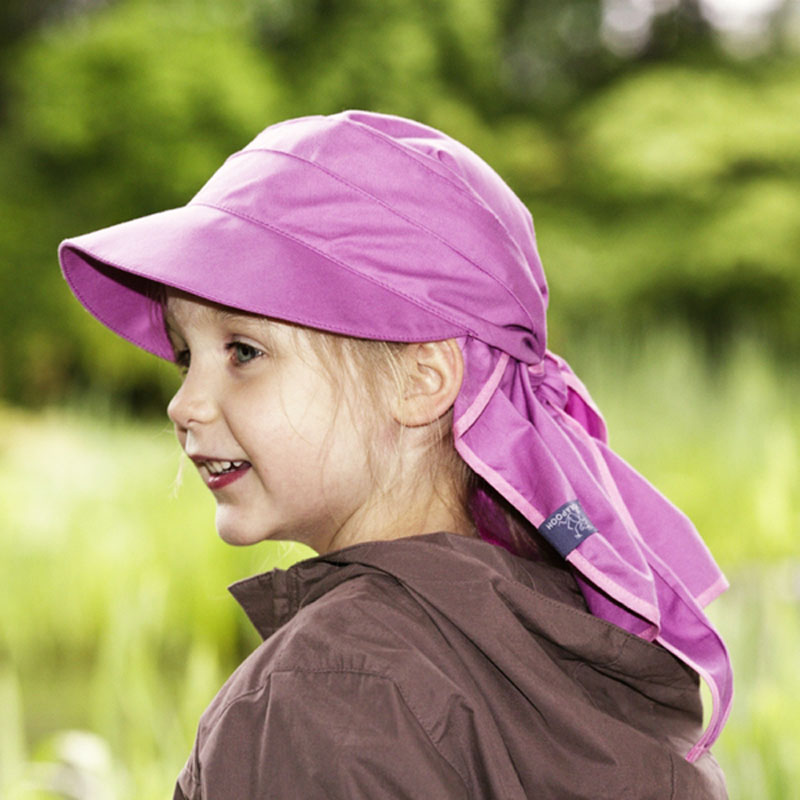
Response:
[322,481,474,555]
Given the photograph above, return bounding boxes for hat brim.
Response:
[59,203,464,361]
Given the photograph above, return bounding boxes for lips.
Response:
[190,456,252,490]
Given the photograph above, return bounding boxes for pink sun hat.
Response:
[60,111,546,362]
[58,110,731,760]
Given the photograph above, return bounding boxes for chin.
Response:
[214,506,326,551]
[216,527,259,547]
[215,510,269,547]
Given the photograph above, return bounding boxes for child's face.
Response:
[164,291,384,553]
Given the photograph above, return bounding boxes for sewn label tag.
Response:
[540,500,598,557]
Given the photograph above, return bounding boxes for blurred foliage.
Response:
[0,0,798,411]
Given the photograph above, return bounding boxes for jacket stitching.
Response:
[669,750,677,799]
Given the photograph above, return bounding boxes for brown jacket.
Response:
[173,533,727,799]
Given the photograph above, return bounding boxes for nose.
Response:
[167,367,218,432]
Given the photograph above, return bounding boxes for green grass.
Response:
[1,331,798,798]
[0,407,312,798]
[708,563,800,798]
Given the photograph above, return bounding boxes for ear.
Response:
[394,339,464,427]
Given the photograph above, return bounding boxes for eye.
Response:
[227,341,264,365]
[174,348,190,375]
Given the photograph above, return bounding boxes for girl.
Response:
[59,110,731,798]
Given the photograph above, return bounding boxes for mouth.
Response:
[202,459,249,475]
[191,457,252,490]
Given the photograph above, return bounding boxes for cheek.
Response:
[323,404,381,481]
[232,368,366,472]
[238,393,336,466]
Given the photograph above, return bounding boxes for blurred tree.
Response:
[501,0,620,109]
[539,59,800,356]
[0,0,120,117]
[0,0,797,410]
[0,0,287,408]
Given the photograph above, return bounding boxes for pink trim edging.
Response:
[567,549,660,625]
[454,352,510,438]
[454,438,547,527]
[655,634,728,762]
[695,574,730,609]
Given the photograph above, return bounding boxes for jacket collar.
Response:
[228,532,693,696]
[228,531,582,639]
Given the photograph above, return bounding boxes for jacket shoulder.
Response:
[202,570,458,728]
[176,572,476,799]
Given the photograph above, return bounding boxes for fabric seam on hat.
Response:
[225,147,535,329]
[655,635,723,762]
[65,243,426,357]
[189,201,477,336]
[339,117,528,243]
[454,436,545,528]
[64,218,464,348]
[562,402,730,615]
[567,550,660,624]
[339,117,538,273]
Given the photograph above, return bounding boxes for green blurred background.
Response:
[1,0,799,797]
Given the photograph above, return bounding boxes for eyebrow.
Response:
[216,308,264,326]
[162,303,281,347]
[163,302,263,327]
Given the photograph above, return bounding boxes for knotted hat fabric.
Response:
[59,110,732,759]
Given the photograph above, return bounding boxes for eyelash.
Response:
[225,341,265,365]
[174,349,190,375]
[172,341,265,373]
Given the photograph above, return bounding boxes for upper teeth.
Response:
[205,460,246,475]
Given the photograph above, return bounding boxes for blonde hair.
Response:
[296,330,468,520]
[299,326,560,564]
